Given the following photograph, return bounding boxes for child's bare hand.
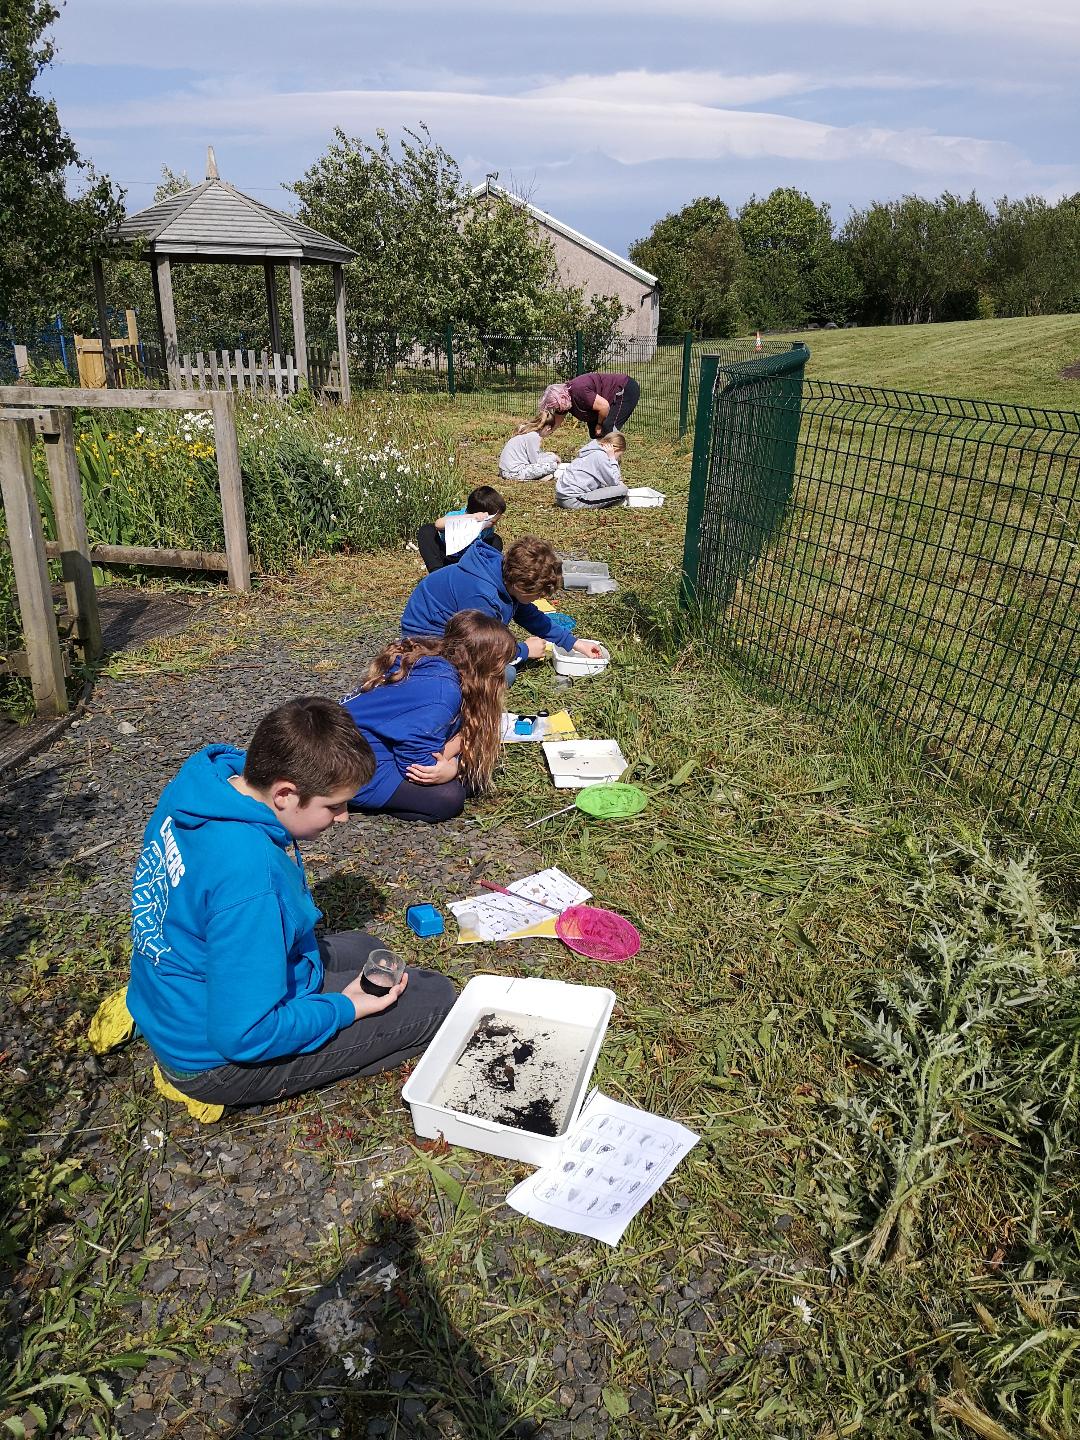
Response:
[343,970,408,1020]
[406,754,459,784]
[573,639,604,659]
[524,636,548,660]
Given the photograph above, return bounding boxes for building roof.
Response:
[470,180,657,288]
[111,177,356,264]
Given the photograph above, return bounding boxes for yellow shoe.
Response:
[152,1065,225,1124]
[87,987,136,1054]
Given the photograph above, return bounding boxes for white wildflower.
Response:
[792,1295,815,1326]
[141,1127,166,1152]
[342,1350,373,1380]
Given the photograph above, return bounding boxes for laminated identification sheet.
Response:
[443,513,489,556]
[505,1092,700,1245]
[500,710,578,744]
[449,867,591,944]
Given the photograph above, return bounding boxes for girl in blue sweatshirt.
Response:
[125,698,455,1108]
[343,610,517,823]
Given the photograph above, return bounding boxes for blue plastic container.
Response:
[406,904,445,938]
[546,612,576,631]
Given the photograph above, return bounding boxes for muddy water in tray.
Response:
[432,1011,593,1136]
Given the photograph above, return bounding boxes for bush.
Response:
[0,395,460,714]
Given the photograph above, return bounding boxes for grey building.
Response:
[470,180,659,353]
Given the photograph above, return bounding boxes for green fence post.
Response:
[680,354,719,607]
[575,330,584,376]
[445,324,455,398]
[678,331,693,439]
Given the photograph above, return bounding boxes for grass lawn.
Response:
[2,360,1078,1436]
[780,313,1080,412]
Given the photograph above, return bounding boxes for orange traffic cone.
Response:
[755,331,763,351]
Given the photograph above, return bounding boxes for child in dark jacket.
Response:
[342,611,516,823]
[125,698,455,1109]
[400,535,603,674]
[555,432,629,509]
[416,485,506,574]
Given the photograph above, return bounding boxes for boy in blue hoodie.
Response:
[401,535,603,676]
[126,697,455,1108]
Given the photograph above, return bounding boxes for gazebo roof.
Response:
[111,176,356,265]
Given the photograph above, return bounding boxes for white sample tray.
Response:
[402,975,616,1166]
[542,737,627,788]
[626,487,666,508]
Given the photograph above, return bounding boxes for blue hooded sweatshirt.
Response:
[400,540,575,664]
[343,655,462,807]
[126,745,355,1075]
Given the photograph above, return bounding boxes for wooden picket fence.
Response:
[176,346,342,397]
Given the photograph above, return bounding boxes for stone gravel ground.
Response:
[0,569,754,1440]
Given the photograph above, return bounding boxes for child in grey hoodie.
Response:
[554,432,629,509]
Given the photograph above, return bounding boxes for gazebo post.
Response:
[155,256,181,388]
[333,263,351,405]
[288,259,308,387]
[265,261,283,360]
[91,255,119,389]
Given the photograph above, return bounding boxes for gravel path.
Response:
[0,589,739,1440]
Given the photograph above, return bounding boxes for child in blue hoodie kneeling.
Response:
[343,611,516,823]
[125,698,456,1108]
[400,535,603,681]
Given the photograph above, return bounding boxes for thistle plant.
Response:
[821,838,1077,1271]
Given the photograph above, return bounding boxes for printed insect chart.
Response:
[506,1091,699,1244]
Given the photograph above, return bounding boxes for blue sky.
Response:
[47,0,1080,258]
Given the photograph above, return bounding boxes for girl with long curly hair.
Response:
[341,610,517,824]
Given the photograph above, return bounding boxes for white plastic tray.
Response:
[402,975,616,1165]
[626,487,666,508]
[551,641,610,677]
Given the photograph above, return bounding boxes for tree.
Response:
[987,195,1080,317]
[0,0,123,335]
[457,193,561,336]
[290,125,465,345]
[843,193,990,325]
[737,188,841,328]
[630,197,744,336]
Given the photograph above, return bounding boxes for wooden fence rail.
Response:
[0,385,251,717]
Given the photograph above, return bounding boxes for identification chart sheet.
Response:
[449,867,590,944]
[443,513,489,556]
[506,1092,700,1245]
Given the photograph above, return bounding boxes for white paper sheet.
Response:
[444,513,489,556]
[449,867,591,943]
[505,1092,700,1245]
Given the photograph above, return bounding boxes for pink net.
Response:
[556,905,640,963]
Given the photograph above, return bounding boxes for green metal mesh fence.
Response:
[346,330,792,441]
[683,350,1080,819]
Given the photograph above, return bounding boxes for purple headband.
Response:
[540,382,572,413]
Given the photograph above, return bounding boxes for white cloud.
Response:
[66,82,1030,182]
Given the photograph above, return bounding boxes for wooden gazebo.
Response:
[94,149,356,400]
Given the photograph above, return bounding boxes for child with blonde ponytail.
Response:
[341,611,517,824]
[498,404,562,481]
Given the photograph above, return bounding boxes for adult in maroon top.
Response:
[541,373,641,438]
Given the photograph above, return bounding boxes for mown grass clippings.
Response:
[2,396,1078,1437]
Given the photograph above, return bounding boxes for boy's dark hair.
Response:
[244,697,375,802]
[467,485,506,517]
[503,536,562,600]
